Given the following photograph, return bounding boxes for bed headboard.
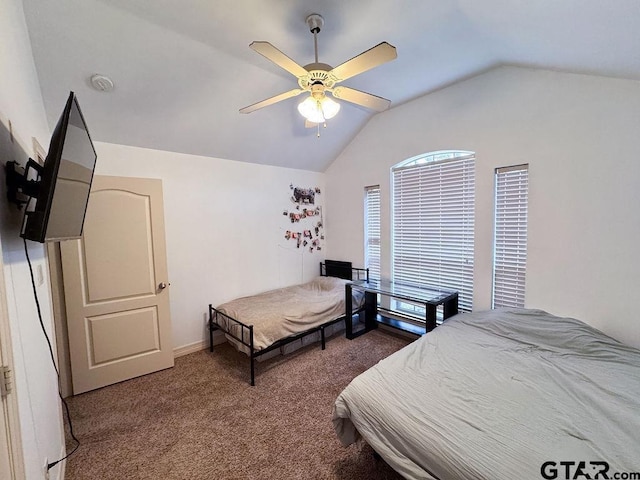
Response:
[320,260,369,281]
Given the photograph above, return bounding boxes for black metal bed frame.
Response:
[208,260,369,386]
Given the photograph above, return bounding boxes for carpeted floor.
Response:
[65,329,412,479]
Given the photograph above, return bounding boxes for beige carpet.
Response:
[65,329,412,479]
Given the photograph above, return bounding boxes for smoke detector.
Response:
[90,74,114,92]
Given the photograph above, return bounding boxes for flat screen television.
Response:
[18,92,97,242]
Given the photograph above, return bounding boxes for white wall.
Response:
[325,66,640,348]
[94,143,326,350]
[0,1,66,479]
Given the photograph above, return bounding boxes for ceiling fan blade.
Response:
[305,119,319,128]
[250,41,309,78]
[330,42,397,82]
[239,89,305,114]
[332,86,391,112]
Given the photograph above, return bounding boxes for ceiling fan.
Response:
[239,14,397,126]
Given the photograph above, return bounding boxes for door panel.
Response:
[88,306,160,365]
[84,190,156,302]
[61,176,173,394]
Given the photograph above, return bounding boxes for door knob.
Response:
[158,282,168,290]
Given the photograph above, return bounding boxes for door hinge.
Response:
[0,365,11,398]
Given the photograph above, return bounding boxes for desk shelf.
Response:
[375,313,426,336]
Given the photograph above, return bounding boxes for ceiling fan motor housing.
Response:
[298,63,336,90]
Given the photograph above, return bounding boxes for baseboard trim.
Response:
[173,334,226,358]
[173,341,208,358]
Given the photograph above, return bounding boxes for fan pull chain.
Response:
[316,122,328,138]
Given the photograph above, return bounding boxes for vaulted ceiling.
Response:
[22,0,640,172]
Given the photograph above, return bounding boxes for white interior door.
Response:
[61,176,173,394]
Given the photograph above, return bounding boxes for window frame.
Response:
[492,164,529,308]
[391,150,476,316]
[364,185,381,281]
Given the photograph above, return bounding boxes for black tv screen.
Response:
[21,92,97,242]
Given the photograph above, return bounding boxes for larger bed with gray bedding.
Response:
[332,308,640,479]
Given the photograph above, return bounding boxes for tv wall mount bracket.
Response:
[5,159,43,209]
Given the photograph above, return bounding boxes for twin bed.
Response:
[208,260,367,385]
[332,308,640,479]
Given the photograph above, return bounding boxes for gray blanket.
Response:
[333,308,640,479]
[216,276,361,352]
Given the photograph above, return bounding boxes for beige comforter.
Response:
[215,276,361,352]
[333,308,640,480]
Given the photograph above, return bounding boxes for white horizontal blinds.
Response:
[392,152,475,312]
[493,164,529,308]
[364,185,381,280]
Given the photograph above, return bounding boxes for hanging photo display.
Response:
[282,183,324,252]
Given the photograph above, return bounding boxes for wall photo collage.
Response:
[282,184,324,253]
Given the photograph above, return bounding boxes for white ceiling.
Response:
[22,0,640,172]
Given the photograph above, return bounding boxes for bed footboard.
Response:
[208,304,346,386]
[209,305,256,385]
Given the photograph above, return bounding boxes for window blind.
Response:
[492,164,528,308]
[392,152,475,312]
[364,185,381,280]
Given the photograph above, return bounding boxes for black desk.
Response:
[345,279,458,339]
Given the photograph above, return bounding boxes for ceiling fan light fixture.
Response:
[298,96,325,123]
[297,94,340,123]
[321,95,340,119]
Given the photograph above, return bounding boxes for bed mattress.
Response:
[216,276,363,353]
[332,308,640,480]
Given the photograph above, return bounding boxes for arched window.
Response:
[392,150,475,313]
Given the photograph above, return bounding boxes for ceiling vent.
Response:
[90,74,114,92]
